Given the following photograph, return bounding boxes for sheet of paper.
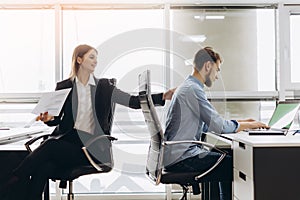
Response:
[32,88,71,116]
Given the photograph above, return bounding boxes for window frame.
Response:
[278,4,300,100]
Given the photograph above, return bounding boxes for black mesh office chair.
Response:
[138,70,228,200]
[25,78,117,200]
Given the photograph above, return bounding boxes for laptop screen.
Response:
[268,102,300,129]
[289,105,300,131]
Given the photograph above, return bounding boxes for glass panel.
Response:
[0,10,55,93]
[62,9,165,194]
[290,14,300,83]
[212,100,276,124]
[170,8,276,93]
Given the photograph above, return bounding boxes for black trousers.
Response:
[12,130,90,200]
[165,151,233,200]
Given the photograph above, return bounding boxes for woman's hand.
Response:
[163,87,176,100]
[36,112,54,122]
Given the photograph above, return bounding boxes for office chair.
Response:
[138,70,228,200]
[25,78,117,200]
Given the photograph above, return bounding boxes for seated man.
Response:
[163,47,268,200]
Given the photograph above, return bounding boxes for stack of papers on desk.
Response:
[0,127,49,142]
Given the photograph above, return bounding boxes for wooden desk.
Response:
[208,131,300,200]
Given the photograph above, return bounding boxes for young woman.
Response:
[0,44,174,200]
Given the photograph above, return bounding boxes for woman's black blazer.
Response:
[46,77,165,137]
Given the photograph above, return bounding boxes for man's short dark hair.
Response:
[193,47,222,71]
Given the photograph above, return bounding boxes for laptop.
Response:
[248,101,300,135]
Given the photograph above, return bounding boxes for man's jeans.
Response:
[165,151,233,200]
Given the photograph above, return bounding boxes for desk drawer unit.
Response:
[233,141,254,200]
[233,140,300,200]
[233,169,254,200]
[233,141,253,179]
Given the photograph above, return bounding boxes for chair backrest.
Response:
[88,78,117,168]
[138,70,164,185]
[101,78,117,167]
[108,78,117,133]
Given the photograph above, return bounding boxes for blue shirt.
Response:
[163,75,239,167]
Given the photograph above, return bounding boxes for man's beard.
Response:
[205,70,213,87]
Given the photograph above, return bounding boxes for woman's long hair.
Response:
[69,44,97,79]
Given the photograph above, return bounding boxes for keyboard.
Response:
[247,128,287,136]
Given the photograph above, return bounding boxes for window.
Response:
[170,7,276,92]
[280,5,300,95]
[170,6,276,120]
[290,14,300,84]
[0,9,55,93]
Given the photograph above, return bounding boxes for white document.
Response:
[32,88,71,116]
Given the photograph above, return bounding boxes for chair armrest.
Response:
[25,134,51,152]
[82,147,104,171]
[81,135,118,172]
[164,140,227,154]
[163,140,227,180]
[85,135,117,148]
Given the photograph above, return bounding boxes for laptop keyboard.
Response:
[247,128,286,135]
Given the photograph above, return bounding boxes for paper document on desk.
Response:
[32,88,71,116]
